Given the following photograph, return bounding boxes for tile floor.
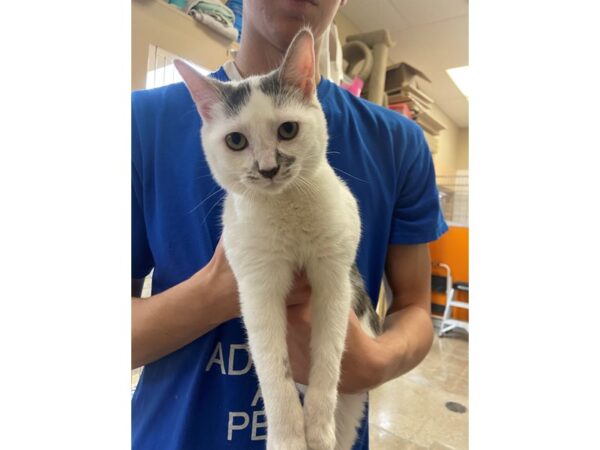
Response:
[131,320,468,449]
[369,321,468,449]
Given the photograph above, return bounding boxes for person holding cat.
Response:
[132,1,447,449]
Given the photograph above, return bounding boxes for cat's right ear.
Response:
[279,28,316,100]
[174,59,220,120]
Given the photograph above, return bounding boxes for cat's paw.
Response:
[304,404,336,450]
[305,420,336,450]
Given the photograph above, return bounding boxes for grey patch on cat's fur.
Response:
[276,150,296,167]
[368,306,382,335]
[259,71,304,107]
[220,81,252,116]
[350,263,382,335]
[251,151,296,174]
[283,357,292,379]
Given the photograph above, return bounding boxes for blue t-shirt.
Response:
[132,67,447,450]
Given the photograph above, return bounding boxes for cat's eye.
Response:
[225,132,248,151]
[277,121,299,140]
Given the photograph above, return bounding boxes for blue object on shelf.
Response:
[168,0,187,9]
[226,0,243,42]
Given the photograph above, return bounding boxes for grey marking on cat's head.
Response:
[259,71,304,108]
[250,150,297,177]
[177,28,327,197]
[276,150,296,167]
[219,81,252,117]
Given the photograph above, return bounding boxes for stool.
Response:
[434,263,469,337]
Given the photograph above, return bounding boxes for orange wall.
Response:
[430,226,469,320]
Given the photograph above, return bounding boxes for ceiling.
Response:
[339,0,469,128]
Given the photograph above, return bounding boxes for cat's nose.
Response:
[258,165,280,179]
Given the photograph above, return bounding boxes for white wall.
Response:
[426,104,458,176]
[456,127,469,171]
[334,10,361,44]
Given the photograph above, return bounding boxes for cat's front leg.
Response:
[303,261,353,450]
[236,261,307,450]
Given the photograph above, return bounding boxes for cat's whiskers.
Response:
[200,192,227,226]
[187,186,224,214]
[195,164,240,180]
[293,174,318,198]
[332,166,367,184]
[195,172,216,179]
[239,182,259,202]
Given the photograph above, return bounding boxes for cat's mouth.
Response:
[243,173,294,194]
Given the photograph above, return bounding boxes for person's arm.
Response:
[371,243,434,380]
[131,242,239,369]
[132,241,313,369]
[339,243,433,393]
[286,243,434,394]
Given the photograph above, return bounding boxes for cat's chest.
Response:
[223,186,359,263]
[272,197,321,231]
[232,195,325,240]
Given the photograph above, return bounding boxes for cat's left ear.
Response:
[174,59,220,120]
[279,28,316,100]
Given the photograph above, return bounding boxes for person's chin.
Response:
[276,2,321,28]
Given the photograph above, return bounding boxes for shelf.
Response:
[138,0,238,45]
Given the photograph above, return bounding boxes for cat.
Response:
[175,28,381,450]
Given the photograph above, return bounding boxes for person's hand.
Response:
[201,244,389,393]
[286,270,313,307]
[199,239,315,321]
[195,237,241,320]
[286,282,389,394]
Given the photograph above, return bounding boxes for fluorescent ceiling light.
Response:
[447,66,469,98]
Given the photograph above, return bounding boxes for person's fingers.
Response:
[286,270,311,306]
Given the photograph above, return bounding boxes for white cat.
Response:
[175,28,381,450]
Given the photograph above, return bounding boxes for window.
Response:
[146,44,210,89]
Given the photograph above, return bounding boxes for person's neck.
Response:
[234,29,322,85]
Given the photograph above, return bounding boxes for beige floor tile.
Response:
[429,442,459,450]
[412,412,468,450]
[369,332,468,450]
[369,423,428,450]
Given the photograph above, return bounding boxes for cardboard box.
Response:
[385,62,432,92]
[416,111,446,136]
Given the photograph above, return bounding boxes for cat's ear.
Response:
[174,59,220,120]
[279,28,316,100]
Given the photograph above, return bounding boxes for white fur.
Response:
[213,80,368,450]
[179,34,372,449]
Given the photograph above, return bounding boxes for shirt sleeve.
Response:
[389,124,448,244]
[131,96,154,279]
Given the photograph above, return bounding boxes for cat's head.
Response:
[175,28,327,196]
